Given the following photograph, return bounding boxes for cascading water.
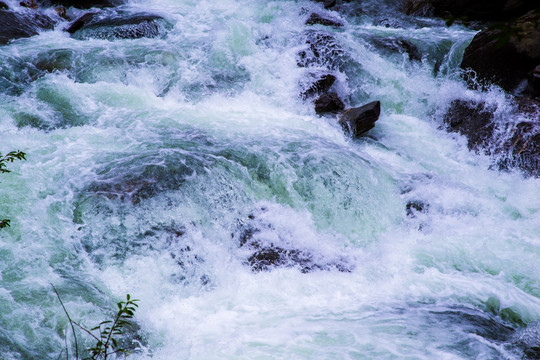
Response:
[1,0,539,359]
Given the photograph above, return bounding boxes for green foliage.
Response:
[85,294,140,360]
[0,150,26,174]
[0,150,26,229]
[52,285,139,360]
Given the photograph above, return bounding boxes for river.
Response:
[1,0,539,359]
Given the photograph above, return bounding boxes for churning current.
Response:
[0,0,539,359]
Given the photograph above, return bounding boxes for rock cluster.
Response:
[0,0,168,45]
[401,0,539,176]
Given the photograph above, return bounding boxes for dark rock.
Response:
[528,65,540,99]
[500,118,540,177]
[306,12,343,27]
[49,0,119,9]
[0,11,55,45]
[315,92,345,113]
[236,212,353,273]
[460,11,540,93]
[314,0,337,9]
[339,100,381,137]
[443,100,496,149]
[66,12,98,33]
[20,0,38,9]
[55,6,68,20]
[0,1,8,10]
[301,73,336,98]
[402,0,537,21]
[371,37,422,61]
[69,13,169,40]
[406,200,429,217]
[297,30,345,70]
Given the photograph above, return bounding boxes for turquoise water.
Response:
[1,0,539,359]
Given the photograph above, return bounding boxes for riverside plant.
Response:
[52,285,140,360]
[0,150,26,229]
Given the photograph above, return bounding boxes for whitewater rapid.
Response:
[1,0,539,359]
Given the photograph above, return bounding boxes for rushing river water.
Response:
[1,0,539,359]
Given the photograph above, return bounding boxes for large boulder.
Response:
[0,10,55,45]
[68,13,170,40]
[443,100,496,149]
[443,99,540,177]
[339,100,381,137]
[402,0,536,21]
[460,10,540,94]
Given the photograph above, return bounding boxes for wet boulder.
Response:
[443,99,496,150]
[314,92,345,113]
[66,11,98,33]
[297,30,345,70]
[236,211,353,273]
[402,0,536,21]
[339,100,381,137]
[500,118,540,177]
[0,2,8,10]
[371,37,422,61]
[301,73,336,99]
[460,10,540,93]
[306,12,343,27]
[0,10,55,45]
[68,12,170,40]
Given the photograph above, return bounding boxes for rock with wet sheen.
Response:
[339,100,381,137]
[0,10,55,45]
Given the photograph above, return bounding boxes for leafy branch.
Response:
[0,150,26,174]
[52,284,139,360]
[0,150,26,229]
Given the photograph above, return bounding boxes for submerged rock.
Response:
[68,13,170,40]
[297,30,345,70]
[460,10,540,94]
[314,92,345,113]
[0,10,55,45]
[339,100,381,137]
[443,99,496,149]
[306,12,343,27]
[443,99,540,177]
[300,73,336,99]
[406,200,429,217]
[371,37,422,62]
[66,11,98,33]
[236,211,353,273]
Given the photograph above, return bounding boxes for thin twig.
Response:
[71,321,101,342]
[51,284,79,360]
